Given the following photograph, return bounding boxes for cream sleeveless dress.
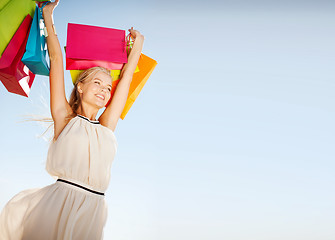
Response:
[0,115,117,240]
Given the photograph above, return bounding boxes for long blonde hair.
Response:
[68,66,112,119]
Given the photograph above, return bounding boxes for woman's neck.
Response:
[76,105,99,121]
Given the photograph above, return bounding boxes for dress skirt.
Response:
[0,181,107,240]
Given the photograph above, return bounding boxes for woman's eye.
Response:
[94,81,100,85]
[108,88,112,92]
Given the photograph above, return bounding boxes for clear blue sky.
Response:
[1,0,335,239]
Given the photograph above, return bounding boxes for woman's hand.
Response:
[39,0,60,17]
[128,27,144,40]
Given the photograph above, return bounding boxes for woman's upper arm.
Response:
[49,58,73,138]
[42,2,72,130]
[49,58,70,112]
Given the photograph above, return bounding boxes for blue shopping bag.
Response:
[22,6,49,76]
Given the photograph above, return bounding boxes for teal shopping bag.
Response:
[22,6,49,76]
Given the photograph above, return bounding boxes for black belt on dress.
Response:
[57,179,105,196]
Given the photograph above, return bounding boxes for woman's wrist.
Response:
[133,34,144,44]
[136,34,144,40]
[42,9,53,19]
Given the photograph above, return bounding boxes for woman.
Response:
[0,0,144,239]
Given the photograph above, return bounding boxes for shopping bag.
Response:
[66,23,127,70]
[0,15,35,97]
[0,0,35,57]
[64,46,124,70]
[120,54,157,119]
[69,66,140,84]
[66,58,124,70]
[70,69,119,84]
[22,6,49,76]
[68,33,138,82]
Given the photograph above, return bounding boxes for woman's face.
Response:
[78,71,112,108]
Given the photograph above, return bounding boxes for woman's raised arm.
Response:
[42,0,72,138]
[99,28,144,131]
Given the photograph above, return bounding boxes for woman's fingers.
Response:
[128,27,142,40]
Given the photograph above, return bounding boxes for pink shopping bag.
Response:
[66,23,127,70]
[66,58,124,70]
[0,15,35,97]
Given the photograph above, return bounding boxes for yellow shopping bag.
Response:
[70,66,139,85]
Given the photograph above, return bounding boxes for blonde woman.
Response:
[0,0,144,239]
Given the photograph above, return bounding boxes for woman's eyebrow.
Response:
[93,77,111,87]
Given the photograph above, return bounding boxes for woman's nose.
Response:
[100,86,108,92]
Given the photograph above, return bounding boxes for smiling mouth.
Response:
[95,94,105,100]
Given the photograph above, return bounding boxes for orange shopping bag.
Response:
[120,53,157,119]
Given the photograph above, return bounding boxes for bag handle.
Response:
[125,33,142,59]
[37,1,50,9]
[126,33,134,55]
